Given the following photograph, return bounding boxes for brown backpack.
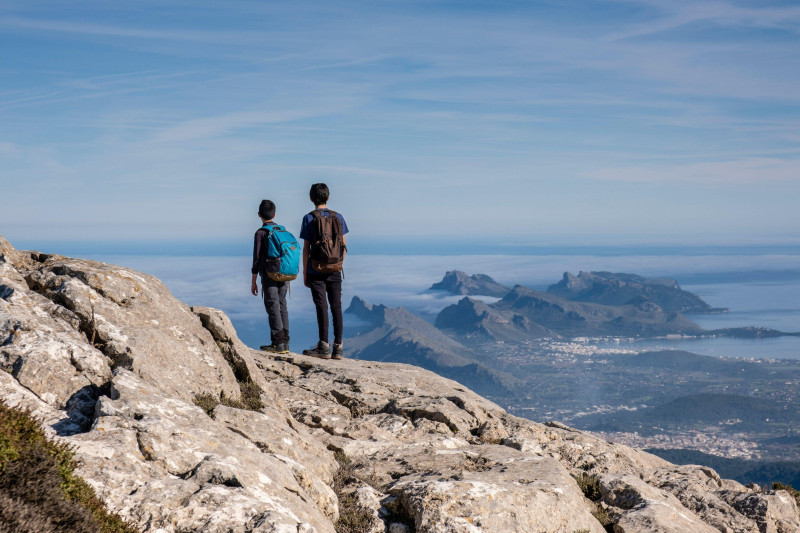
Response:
[309,209,346,272]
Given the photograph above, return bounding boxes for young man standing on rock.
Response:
[300,183,348,359]
[251,199,292,354]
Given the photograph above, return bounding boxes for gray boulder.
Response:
[600,475,720,533]
[70,369,336,532]
[2,236,240,404]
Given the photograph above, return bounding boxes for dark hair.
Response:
[258,199,276,220]
[309,183,329,206]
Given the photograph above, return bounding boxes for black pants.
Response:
[308,271,343,345]
[262,277,289,344]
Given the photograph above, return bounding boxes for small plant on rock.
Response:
[573,473,613,530]
[238,380,263,411]
[574,472,602,501]
[192,393,220,416]
[193,381,263,417]
[332,450,379,533]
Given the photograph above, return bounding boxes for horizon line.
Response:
[8,237,800,258]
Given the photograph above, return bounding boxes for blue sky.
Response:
[2,0,799,248]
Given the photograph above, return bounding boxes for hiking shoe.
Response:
[260,343,288,354]
[332,343,344,359]
[303,341,331,358]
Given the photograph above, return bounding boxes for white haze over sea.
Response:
[86,250,800,360]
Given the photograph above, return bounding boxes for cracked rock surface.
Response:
[2,234,799,533]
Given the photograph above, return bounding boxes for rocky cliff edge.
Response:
[1,235,798,533]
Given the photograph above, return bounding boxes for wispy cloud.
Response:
[588,157,800,184]
[294,55,392,73]
[607,1,800,41]
[151,108,330,143]
[0,16,268,45]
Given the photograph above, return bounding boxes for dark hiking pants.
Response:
[308,271,343,345]
[262,277,289,344]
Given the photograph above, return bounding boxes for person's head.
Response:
[309,183,329,206]
[258,199,276,221]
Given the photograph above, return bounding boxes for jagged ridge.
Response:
[428,270,511,297]
[547,271,728,314]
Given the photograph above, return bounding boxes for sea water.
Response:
[85,246,800,360]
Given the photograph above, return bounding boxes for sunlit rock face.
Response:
[2,234,798,533]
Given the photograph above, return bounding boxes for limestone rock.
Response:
[13,247,239,403]
[384,446,605,532]
[192,305,272,394]
[720,488,800,533]
[601,475,720,533]
[1,238,112,415]
[648,465,760,533]
[71,369,336,533]
[211,405,339,519]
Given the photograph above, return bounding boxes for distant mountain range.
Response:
[345,297,521,396]
[437,285,705,341]
[345,271,797,402]
[428,270,510,297]
[547,271,728,314]
[434,296,557,342]
[360,271,799,347]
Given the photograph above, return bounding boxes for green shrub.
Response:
[591,504,612,528]
[0,400,138,533]
[574,472,602,501]
[193,380,263,417]
[192,393,220,415]
[238,380,263,411]
[332,450,383,533]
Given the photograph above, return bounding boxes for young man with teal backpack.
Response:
[251,199,300,354]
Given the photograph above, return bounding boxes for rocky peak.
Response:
[561,271,590,291]
[429,270,511,297]
[548,270,721,313]
[345,295,377,323]
[1,235,798,533]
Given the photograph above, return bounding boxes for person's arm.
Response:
[251,230,262,296]
[303,240,310,287]
[338,213,349,261]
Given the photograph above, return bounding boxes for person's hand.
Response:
[251,280,259,296]
[303,274,310,288]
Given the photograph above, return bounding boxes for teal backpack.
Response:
[261,224,300,282]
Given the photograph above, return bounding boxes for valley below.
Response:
[478,341,800,461]
[346,270,800,487]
